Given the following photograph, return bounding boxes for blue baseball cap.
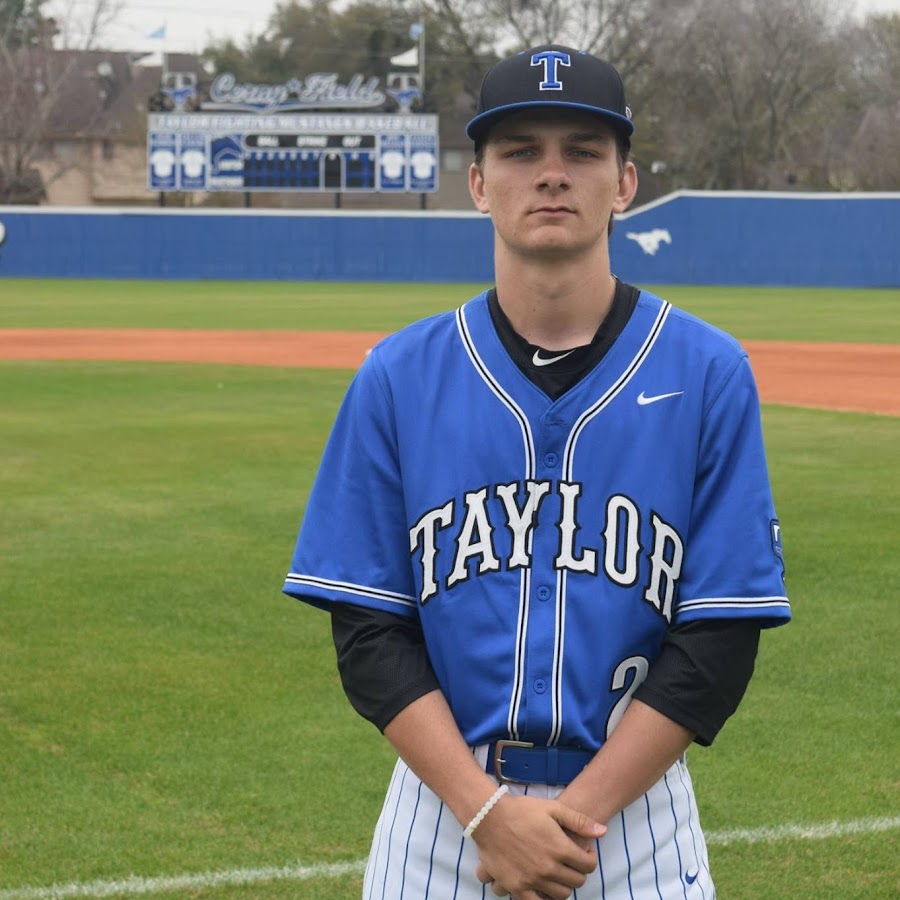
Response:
[466,45,634,149]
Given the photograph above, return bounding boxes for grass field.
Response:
[0,280,898,899]
[1,278,899,343]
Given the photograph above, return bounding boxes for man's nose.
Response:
[536,151,570,190]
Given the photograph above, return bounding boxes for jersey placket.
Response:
[517,408,569,745]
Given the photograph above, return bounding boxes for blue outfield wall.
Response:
[0,191,897,286]
[610,191,900,288]
[0,208,496,283]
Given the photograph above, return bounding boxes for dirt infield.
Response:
[1,328,897,416]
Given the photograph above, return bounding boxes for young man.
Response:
[284,45,790,899]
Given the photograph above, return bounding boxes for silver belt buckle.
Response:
[493,739,534,784]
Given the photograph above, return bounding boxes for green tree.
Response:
[202,0,499,113]
[0,0,55,48]
[204,0,409,84]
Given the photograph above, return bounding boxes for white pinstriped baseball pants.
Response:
[362,747,715,900]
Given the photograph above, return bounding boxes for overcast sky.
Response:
[51,0,900,55]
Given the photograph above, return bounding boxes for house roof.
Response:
[2,47,477,148]
[0,48,207,141]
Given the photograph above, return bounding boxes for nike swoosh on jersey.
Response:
[532,349,575,367]
[685,871,699,884]
[637,390,684,405]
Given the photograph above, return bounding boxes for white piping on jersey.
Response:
[510,569,533,742]
[456,304,536,742]
[284,573,418,610]
[547,301,673,746]
[454,306,537,476]
[563,302,673,476]
[550,569,569,747]
[677,595,790,614]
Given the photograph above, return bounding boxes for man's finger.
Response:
[564,828,596,852]
[551,805,606,841]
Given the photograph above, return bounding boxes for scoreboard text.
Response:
[148,113,439,193]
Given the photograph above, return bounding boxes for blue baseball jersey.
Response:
[283,289,790,751]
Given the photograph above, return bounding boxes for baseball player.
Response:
[283,44,790,899]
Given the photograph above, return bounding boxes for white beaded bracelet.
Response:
[463,784,509,838]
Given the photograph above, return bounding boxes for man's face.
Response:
[468,109,637,260]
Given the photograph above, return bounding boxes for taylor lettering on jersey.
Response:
[283,289,790,749]
[410,482,683,623]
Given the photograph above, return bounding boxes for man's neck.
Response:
[493,253,617,351]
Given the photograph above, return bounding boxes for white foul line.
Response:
[2,816,898,899]
[705,814,900,847]
[0,859,367,900]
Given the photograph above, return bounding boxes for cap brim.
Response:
[466,100,634,144]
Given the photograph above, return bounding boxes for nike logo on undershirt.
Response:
[532,349,576,367]
[637,390,684,405]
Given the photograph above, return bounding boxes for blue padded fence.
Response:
[0,208,495,283]
[0,191,897,286]
[611,191,899,288]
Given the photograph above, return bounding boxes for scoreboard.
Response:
[147,113,438,193]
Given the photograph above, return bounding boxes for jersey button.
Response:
[543,452,558,467]
[534,679,547,694]
[537,586,551,601]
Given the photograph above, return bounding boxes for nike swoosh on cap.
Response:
[636,390,684,405]
[532,349,575,367]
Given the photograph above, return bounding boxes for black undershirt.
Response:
[487,279,639,400]
[329,281,761,747]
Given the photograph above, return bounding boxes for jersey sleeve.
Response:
[675,354,790,627]
[282,350,419,618]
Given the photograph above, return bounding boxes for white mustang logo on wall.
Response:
[626,228,672,256]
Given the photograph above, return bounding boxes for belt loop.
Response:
[546,747,559,785]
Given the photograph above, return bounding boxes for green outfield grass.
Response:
[1,278,899,342]
[0,283,898,899]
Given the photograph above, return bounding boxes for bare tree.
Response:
[481,0,569,48]
[65,0,123,51]
[200,0,899,194]
[0,0,122,203]
[832,12,900,190]
[409,0,698,136]
[646,0,845,190]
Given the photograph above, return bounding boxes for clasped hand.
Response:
[471,793,605,900]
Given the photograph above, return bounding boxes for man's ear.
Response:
[613,160,639,215]
[468,162,490,214]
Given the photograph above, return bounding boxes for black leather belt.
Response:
[486,740,594,786]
